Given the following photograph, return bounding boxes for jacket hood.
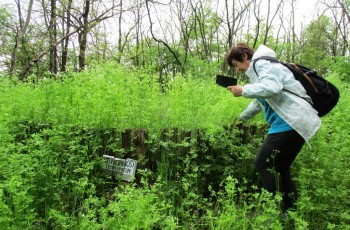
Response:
[245,44,277,78]
[252,45,277,60]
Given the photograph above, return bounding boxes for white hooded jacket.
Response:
[240,45,321,141]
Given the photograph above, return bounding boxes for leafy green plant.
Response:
[0,64,349,229]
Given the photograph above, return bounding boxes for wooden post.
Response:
[122,129,132,158]
[161,128,169,142]
[242,125,250,144]
[134,128,148,164]
[250,125,257,136]
[171,127,179,144]
[258,124,268,140]
[231,122,244,144]
[109,128,117,157]
[180,130,191,154]
[179,130,191,177]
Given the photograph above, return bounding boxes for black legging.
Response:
[254,129,305,212]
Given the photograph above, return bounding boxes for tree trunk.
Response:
[61,0,72,72]
[10,0,34,78]
[263,0,282,45]
[225,0,233,49]
[117,0,123,63]
[252,0,261,49]
[49,0,58,74]
[79,0,90,71]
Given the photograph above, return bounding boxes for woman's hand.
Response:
[227,85,243,97]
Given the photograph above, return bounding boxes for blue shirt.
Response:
[257,98,293,134]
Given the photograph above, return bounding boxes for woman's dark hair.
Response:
[226,43,255,67]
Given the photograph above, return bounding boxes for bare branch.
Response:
[145,0,185,74]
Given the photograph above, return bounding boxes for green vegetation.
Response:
[0,62,349,229]
[1,0,349,228]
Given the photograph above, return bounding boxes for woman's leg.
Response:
[254,130,305,212]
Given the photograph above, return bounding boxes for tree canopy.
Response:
[0,0,349,80]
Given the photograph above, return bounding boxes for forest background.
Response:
[0,0,350,229]
[1,0,349,79]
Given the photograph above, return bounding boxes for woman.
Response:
[226,43,321,214]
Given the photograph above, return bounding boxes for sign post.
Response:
[102,155,137,182]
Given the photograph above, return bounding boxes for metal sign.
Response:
[102,155,137,182]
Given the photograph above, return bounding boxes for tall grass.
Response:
[0,64,349,229]
[0,62,248,133]
[295,75,350,229]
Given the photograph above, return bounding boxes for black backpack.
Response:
[253,56,339,117]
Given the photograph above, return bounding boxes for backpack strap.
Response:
[289,63,319,93]
[252,56,312,104]
[252,56,279,76]
[253,56,317,92]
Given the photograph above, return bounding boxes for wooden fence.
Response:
[104,123,267,182]
[15,121,268,181]
[119,123,268,162]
